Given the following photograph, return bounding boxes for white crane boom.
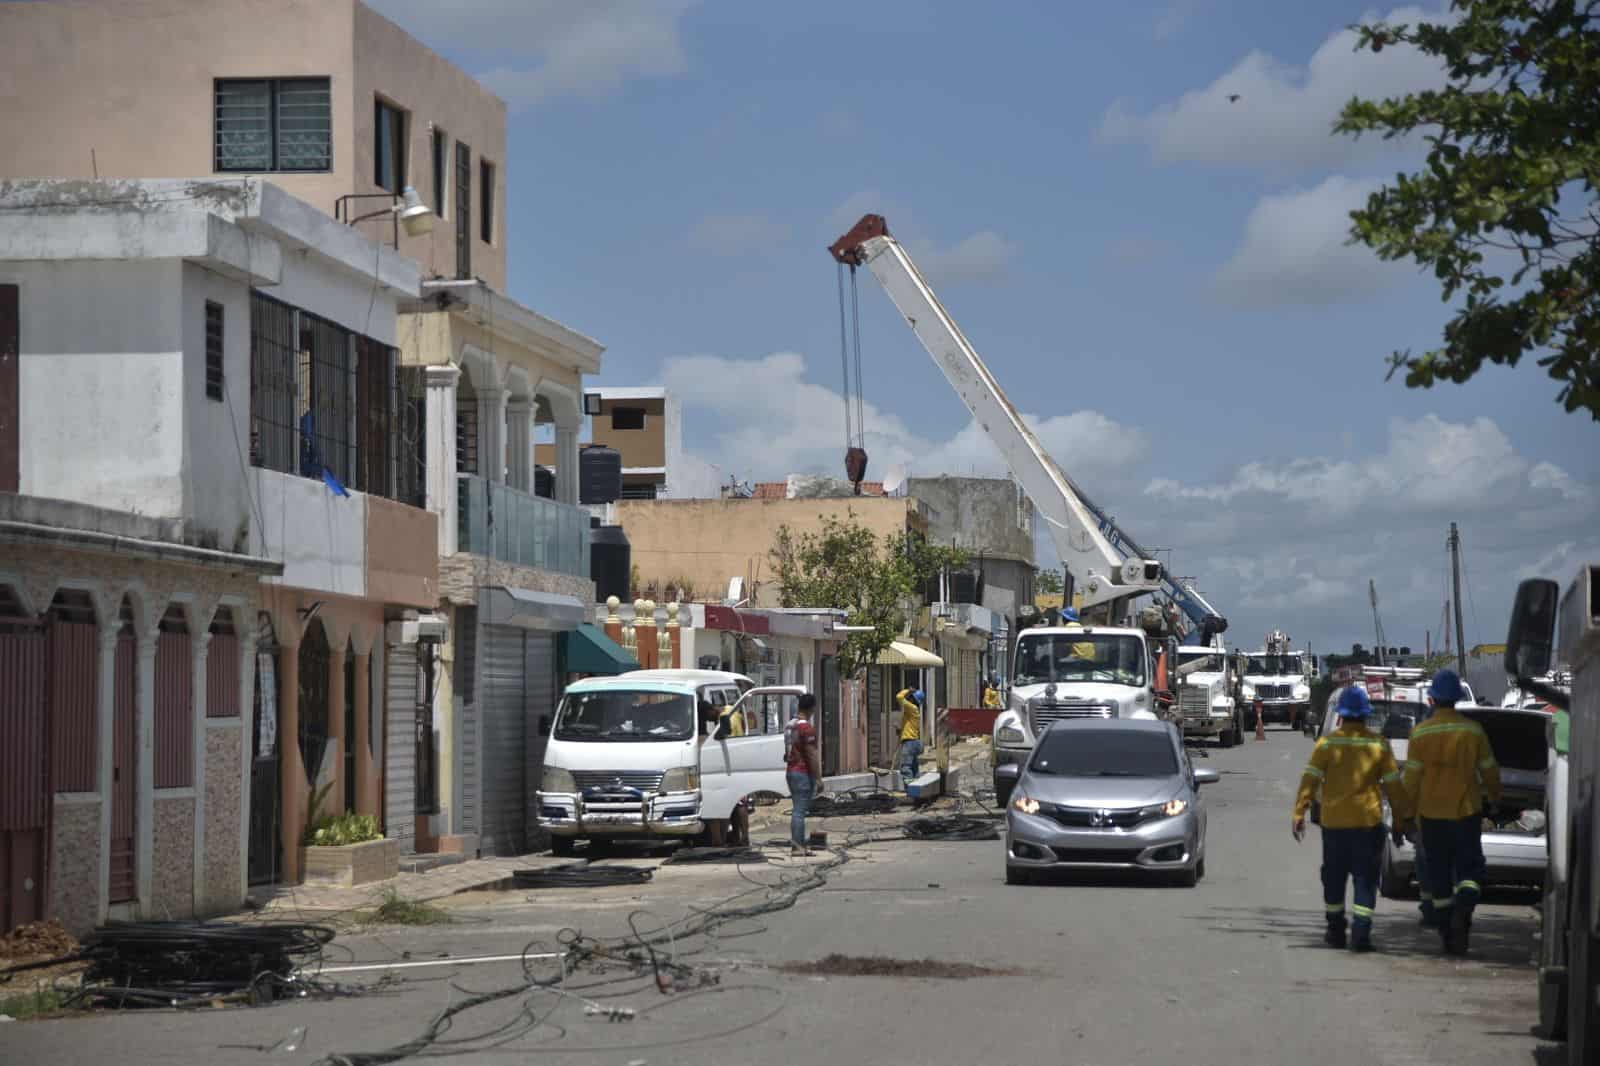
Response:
[829,215,1162,612]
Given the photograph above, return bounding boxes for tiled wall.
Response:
[151,796,194,918]
[202,723,243,915]
[48,798,101,937]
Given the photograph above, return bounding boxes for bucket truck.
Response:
[829,214,1216,802]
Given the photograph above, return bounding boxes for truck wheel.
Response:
[550,835,576,858]
[1539,873,1568,1040]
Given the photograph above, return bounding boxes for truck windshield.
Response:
[1245,655,1301,675]
[553,690,695,742]
[1015,633,1147,688]
[1178,652,1222,672]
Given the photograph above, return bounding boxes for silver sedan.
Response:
[999,719,1219,887]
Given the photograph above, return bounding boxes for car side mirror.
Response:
[1505,578,1560,679]
[994,763,1022,784]
[1193,768,1220,786]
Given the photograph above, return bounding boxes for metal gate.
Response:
[110,631,137,902]
[384,642,418,853]
[821,656,841,777]
[522,634,555,850]
[866,667,884,769]
[0,623,47,931]
[454,608,479,837]
[479,625,527,857]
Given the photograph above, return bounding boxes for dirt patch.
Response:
[0,919,77,966]
[776,954,1022,979]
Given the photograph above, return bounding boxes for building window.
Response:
[479,159,495,244]
[430,127,447,217]
[204,300,224,401]
[610,406,646,431]
[454,141,472,278]
[374,97,407,192]
[620,482,658,500]
[215,78,331,172]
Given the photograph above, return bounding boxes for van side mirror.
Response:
[994,763,1022,784]
[1505,578,1560,679]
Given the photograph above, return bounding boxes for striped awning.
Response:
[876,640,944,668]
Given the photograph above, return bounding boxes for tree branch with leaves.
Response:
[1337,0,1600,418]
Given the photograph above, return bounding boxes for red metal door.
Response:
[0,624,48,931]
[110,634,137,903]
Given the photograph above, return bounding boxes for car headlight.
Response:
[661,767,700,793]
[1142,798,1188,818]
[541,766,576,793]
[1012,794,1040,815]
[996,725,1026,745]
[1240,683,1256,699]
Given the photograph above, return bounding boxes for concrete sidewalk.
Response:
[245,852,572,917]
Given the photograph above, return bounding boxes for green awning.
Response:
[561,623,638,675]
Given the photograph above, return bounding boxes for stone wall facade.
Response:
[151,795,195,918]
[202,723,244,915]
[438,553,594,607]
[48,798,101,937]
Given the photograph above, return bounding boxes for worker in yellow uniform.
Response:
[983,678,1003,710]
[1402,669,1500,955]
[1059,607,1096,661]
[895,687,924,786]
[1292,685,1410,952]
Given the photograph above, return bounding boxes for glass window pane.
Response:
[215,80,272,171]
[276,79,331,171]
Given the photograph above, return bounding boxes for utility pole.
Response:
[1369,579,1386,666]
[1449,522,1467,676]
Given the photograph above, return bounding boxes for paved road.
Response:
[6,729,1558,1065]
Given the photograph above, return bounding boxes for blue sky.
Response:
[372,0,1600,656]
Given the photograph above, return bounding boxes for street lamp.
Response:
[334,185,435,247]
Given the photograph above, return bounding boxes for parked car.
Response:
[1379,704,1552,898]
[999,719,1218,887]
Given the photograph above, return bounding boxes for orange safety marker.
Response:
[1254,699,1266,742]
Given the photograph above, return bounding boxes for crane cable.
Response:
[837,263,868,490]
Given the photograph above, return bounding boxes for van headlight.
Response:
[541,767,576,793]
[661,767,700,793]
[996,725,1026,745]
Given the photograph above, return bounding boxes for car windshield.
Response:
[1014,633,1147,687]
[1028,729,1178,777]
[553,690,695,742]
[1245,655,1301,675]
[1178,652,1222,672]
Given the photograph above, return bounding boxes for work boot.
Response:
[1450,906,1472,955]
[1418,905,1441,929]
[1440,917,1464,956]
[1324,923,1347,949]
[1349,924,1374,953]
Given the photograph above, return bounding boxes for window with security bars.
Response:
[215,78,331,172]
[204,301,224,401]
[298,312,356,487]
[455,373,479,474]
[396,367,427,508]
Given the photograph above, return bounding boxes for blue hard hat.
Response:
[1429,669,1463,704]
[912,689,925,705]
[1060,607,1079,622]
[1337,686,1372,718]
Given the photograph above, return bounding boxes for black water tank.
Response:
[533,465,555,499]
[591,523,631,602]
[580,444,622,504]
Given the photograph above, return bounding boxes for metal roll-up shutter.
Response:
[454,608,479,837]
[384,642,418,854]
[480,625,527,856]
[523,634,556,848]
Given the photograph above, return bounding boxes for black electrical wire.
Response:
[902,814,1000,841]
[512,864,654,890]
[664,846,769,865]
[810,788,898,817]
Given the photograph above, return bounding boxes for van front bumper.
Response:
[536,790,704,837]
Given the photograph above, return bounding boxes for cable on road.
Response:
[902,815,1000,842]
[512,864,654,890]
[664,846,770,865]
[810,787,898,817]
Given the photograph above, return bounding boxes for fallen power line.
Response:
[512,864,655,890]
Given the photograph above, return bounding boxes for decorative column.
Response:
[327,642,347,818]
[555,427,581,506]
[190,628,213,914]
[277,635,303,884]
[506,399,533,492]
[423,365,460,555]
[634,599,656,670]
[135,633,158,906]
[658,603,674,668]
[603,596,624,647]
[665,601,681,669]
[95,627,119,924]
[478,387,508,485]
[353,648,373,815]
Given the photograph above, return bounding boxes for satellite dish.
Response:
[882,462,907,495]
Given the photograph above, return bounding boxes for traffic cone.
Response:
[1254,699,1266,742]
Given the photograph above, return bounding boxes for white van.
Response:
[535,669,805,856]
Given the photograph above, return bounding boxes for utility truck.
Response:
[1176,640,1241,747]
[1236,629,1312,731]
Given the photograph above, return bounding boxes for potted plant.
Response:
[299,784,399,887]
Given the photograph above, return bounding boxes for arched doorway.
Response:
[298,619,331,821]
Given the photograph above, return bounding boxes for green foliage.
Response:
[362,887,450,927]
[1337,1,1600,418]
[769,511,968,678]
[1035,567,1065,595]
[303,779,335,840]
[0,985,68,1020]
[305,811,382,847]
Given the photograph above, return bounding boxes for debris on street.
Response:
[776,954,1022,979]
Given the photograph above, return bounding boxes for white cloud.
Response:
[368,0,695,110]
[1213,176,1412,306]
[1099,4,1452,169]
[686,212,791,254]
[662,351,1143,486]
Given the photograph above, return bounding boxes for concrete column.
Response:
[353,649,373,815]
[478,387,508,485]
[327,643,347,818]
[236,632,256,907]
[190,630,212,913]
[424,364,461,555]
[506,399,532,492]
[277,639,303,884]
[555,427,580,506]
[135,635,157,906]
[95,628,118,925]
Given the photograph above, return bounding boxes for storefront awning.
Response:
[479,586,587,632]
[877,640,944,668]
[560,623,638,675]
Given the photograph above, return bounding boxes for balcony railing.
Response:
[457,474,590,579]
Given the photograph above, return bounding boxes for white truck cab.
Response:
[536,669,805,856]
[990,624,1157,803]
[1236,637,1313,730]
[1176,644,1240,747]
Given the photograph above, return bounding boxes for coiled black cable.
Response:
[663,846,769,865]
[902,815,999,841]
[512,864,654,889]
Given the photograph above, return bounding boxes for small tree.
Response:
[1337,2,1600,419]
[1035,567,1065,595]
[770,512,967,677]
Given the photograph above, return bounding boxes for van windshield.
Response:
[554,690,695,742]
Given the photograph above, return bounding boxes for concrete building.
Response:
[0,0,508,290]
[537,387,722,502]
[0,177,437,925]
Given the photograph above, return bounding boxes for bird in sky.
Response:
[1227,93,1241,103]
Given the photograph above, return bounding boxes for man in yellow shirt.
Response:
[1402,669,1500,956]
[896,687,924,785]
[1292,685,1410,952]
[983,679,1003,710]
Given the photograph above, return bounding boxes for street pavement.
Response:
[4,727,1560,1066]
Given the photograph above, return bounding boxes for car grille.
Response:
[1257,683,1293,700]
[1030,701,1116,732]
[571,770,665,792]
[1051,846,1141,864]
[1179,688,1210,717]
[1047,806,1151,829]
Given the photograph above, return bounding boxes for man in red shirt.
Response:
[785,695,823,856]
